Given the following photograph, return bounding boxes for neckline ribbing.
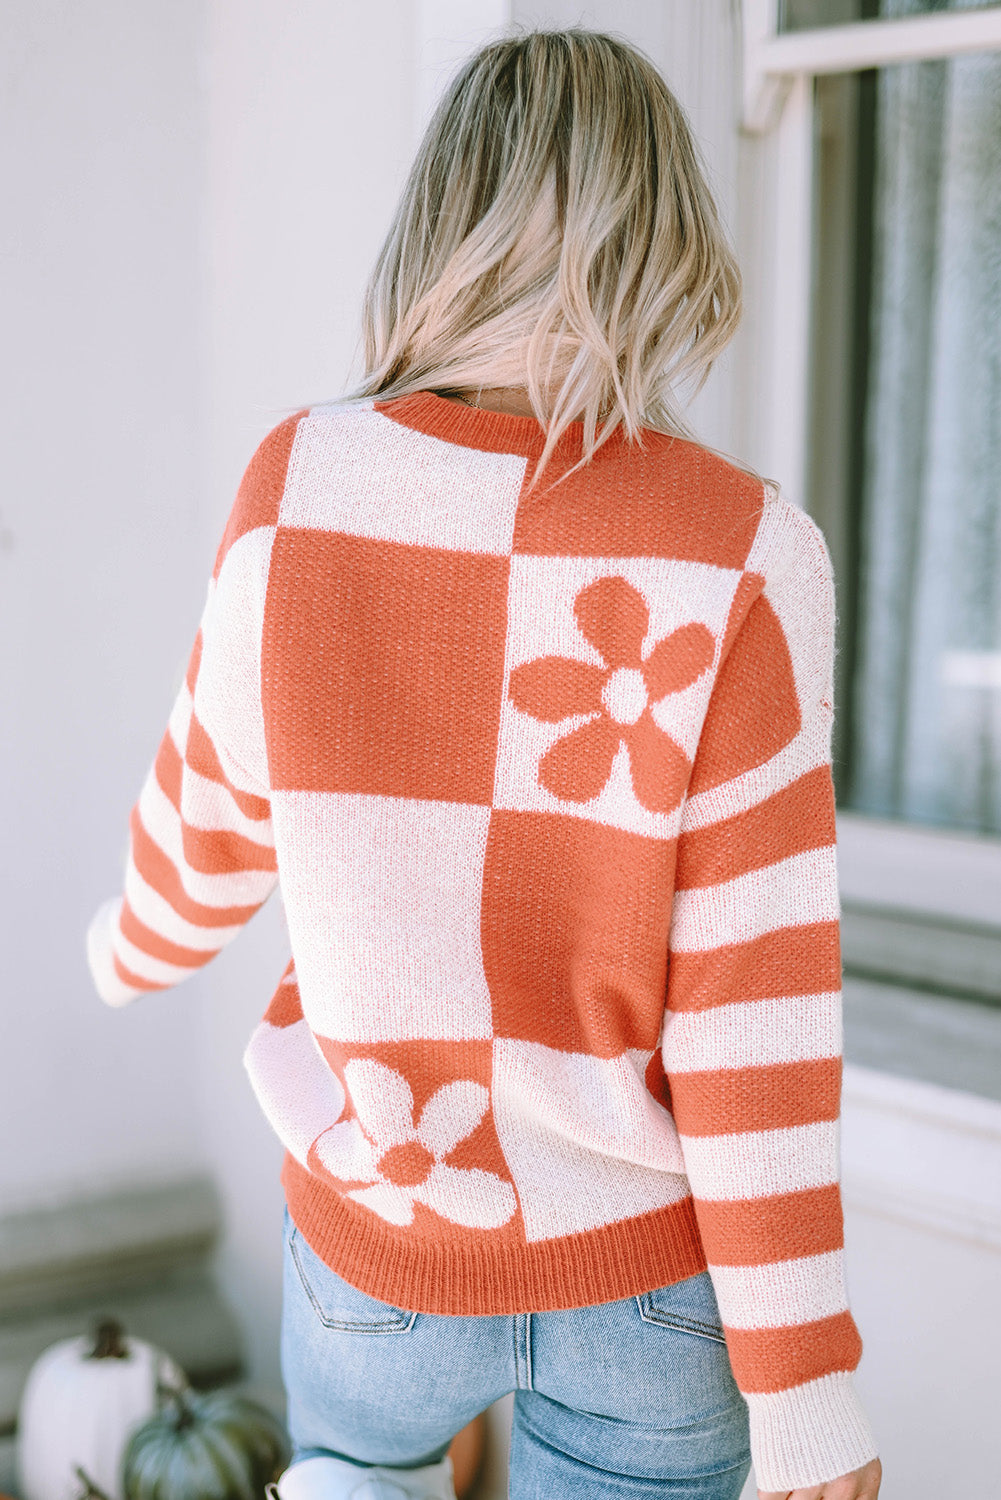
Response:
[373,389,590,460]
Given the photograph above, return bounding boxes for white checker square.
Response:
[492,1039,690,1242]
[271,791,494,1041]
[493,555,741,838]
[196,525,275,792]
[243,1018,346,1166]
[279,404,528,555]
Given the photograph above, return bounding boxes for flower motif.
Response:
[509,576,715,814]
[314,1060,516,1230]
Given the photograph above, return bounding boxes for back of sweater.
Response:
[88,390,876,1492]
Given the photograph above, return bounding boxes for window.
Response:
[782,0,864,28]
[740,0,1001,1008]
[781,0,990,27]
[809,14,1001,835]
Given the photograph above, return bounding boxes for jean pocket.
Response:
[636,1271,727,1344]
[288,1226,418,1333]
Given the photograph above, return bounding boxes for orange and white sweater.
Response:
[88,391,876,1491]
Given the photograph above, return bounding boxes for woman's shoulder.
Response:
[747,480,835,594]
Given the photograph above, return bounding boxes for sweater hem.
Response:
[282,1153,707,1316]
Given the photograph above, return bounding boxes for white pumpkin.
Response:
[16,1320,186,1500]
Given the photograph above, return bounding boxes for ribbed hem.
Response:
[282,1153,706,1315]
[375,390,592,462]
[86,897,138,1007]
[745,1371,878,1492]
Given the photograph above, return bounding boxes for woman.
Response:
[87,28,881,1500]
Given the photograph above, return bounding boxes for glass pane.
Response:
[782,1,867,27]
[842,37,1001,832]
[781,0,998,27]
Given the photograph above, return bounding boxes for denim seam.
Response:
[514,1312,533,1389]
[634,1293,727,1344]
[289,1230,418,1334]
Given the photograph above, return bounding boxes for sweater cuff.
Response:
[86,897,139,1007]
[745,1371,878,1493]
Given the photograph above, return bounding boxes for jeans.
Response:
[281,1209,751,1499]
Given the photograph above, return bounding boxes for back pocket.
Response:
[636,1271,727,1343]
[288,1226,418,1333]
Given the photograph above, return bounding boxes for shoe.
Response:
[268,1452,457,1500]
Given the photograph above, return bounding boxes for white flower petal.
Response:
[414,1164,517,1230]
[313,1118,378,1183]
[416,1081,490,1159]
[348,1181,415,1226]
[343,1059,416,1149]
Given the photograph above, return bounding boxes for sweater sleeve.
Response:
[662,493,877,1493]
[85,415,302,1006]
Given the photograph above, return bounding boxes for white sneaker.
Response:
[269,1453,457,1500]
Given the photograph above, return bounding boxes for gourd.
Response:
[122,1385,290,1500]
[17,1321,186,1500]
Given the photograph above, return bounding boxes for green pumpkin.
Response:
[122,1386,290,1500]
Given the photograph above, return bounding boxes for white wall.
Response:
[0,0,208,1212]
[845,1208,1001,1497]
[840,1068,1001,1498]
[0,0,422,1399]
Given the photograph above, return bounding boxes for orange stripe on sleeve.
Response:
[723,1310,862,1394]
[186,712,272,822]
[694,1184,846,1266]
[113,952,168,994]
[670,1057,842,1136]
[675,765,837,889]
[668,922,842,1012]
[154,733,183,813]
[130,808,262,928]
[180,821,277,876]
[119,899,219,971]
[185,630,203,695]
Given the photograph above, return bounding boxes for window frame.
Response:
[739,0,1001,941]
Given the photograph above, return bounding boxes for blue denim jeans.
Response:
[281,1210,751,1499]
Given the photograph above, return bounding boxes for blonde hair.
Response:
[352,28,742,486]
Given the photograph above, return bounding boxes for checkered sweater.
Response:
[88,391,876,1491]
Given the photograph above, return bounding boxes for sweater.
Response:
[87,390,877,1492]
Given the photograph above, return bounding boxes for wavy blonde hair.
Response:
[352,28,742,486]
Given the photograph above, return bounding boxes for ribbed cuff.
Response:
[86,896,138,1007]
[745,1371,878,1492]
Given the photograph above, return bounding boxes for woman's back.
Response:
[169,388,842,1330]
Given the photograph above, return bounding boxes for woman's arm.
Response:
[663,494,879,1495]
[86,414,304,1005]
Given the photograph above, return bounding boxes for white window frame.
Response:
[740,0,1001,927]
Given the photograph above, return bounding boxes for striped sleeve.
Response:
[664,495,878,1494]
[86,413,303,1005]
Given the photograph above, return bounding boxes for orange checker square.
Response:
[262,529,510,801]
[512,429,762,567]
[480,807,677,1057]
[213,410,305,578]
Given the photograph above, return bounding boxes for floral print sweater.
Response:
[87,391,877,1492]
